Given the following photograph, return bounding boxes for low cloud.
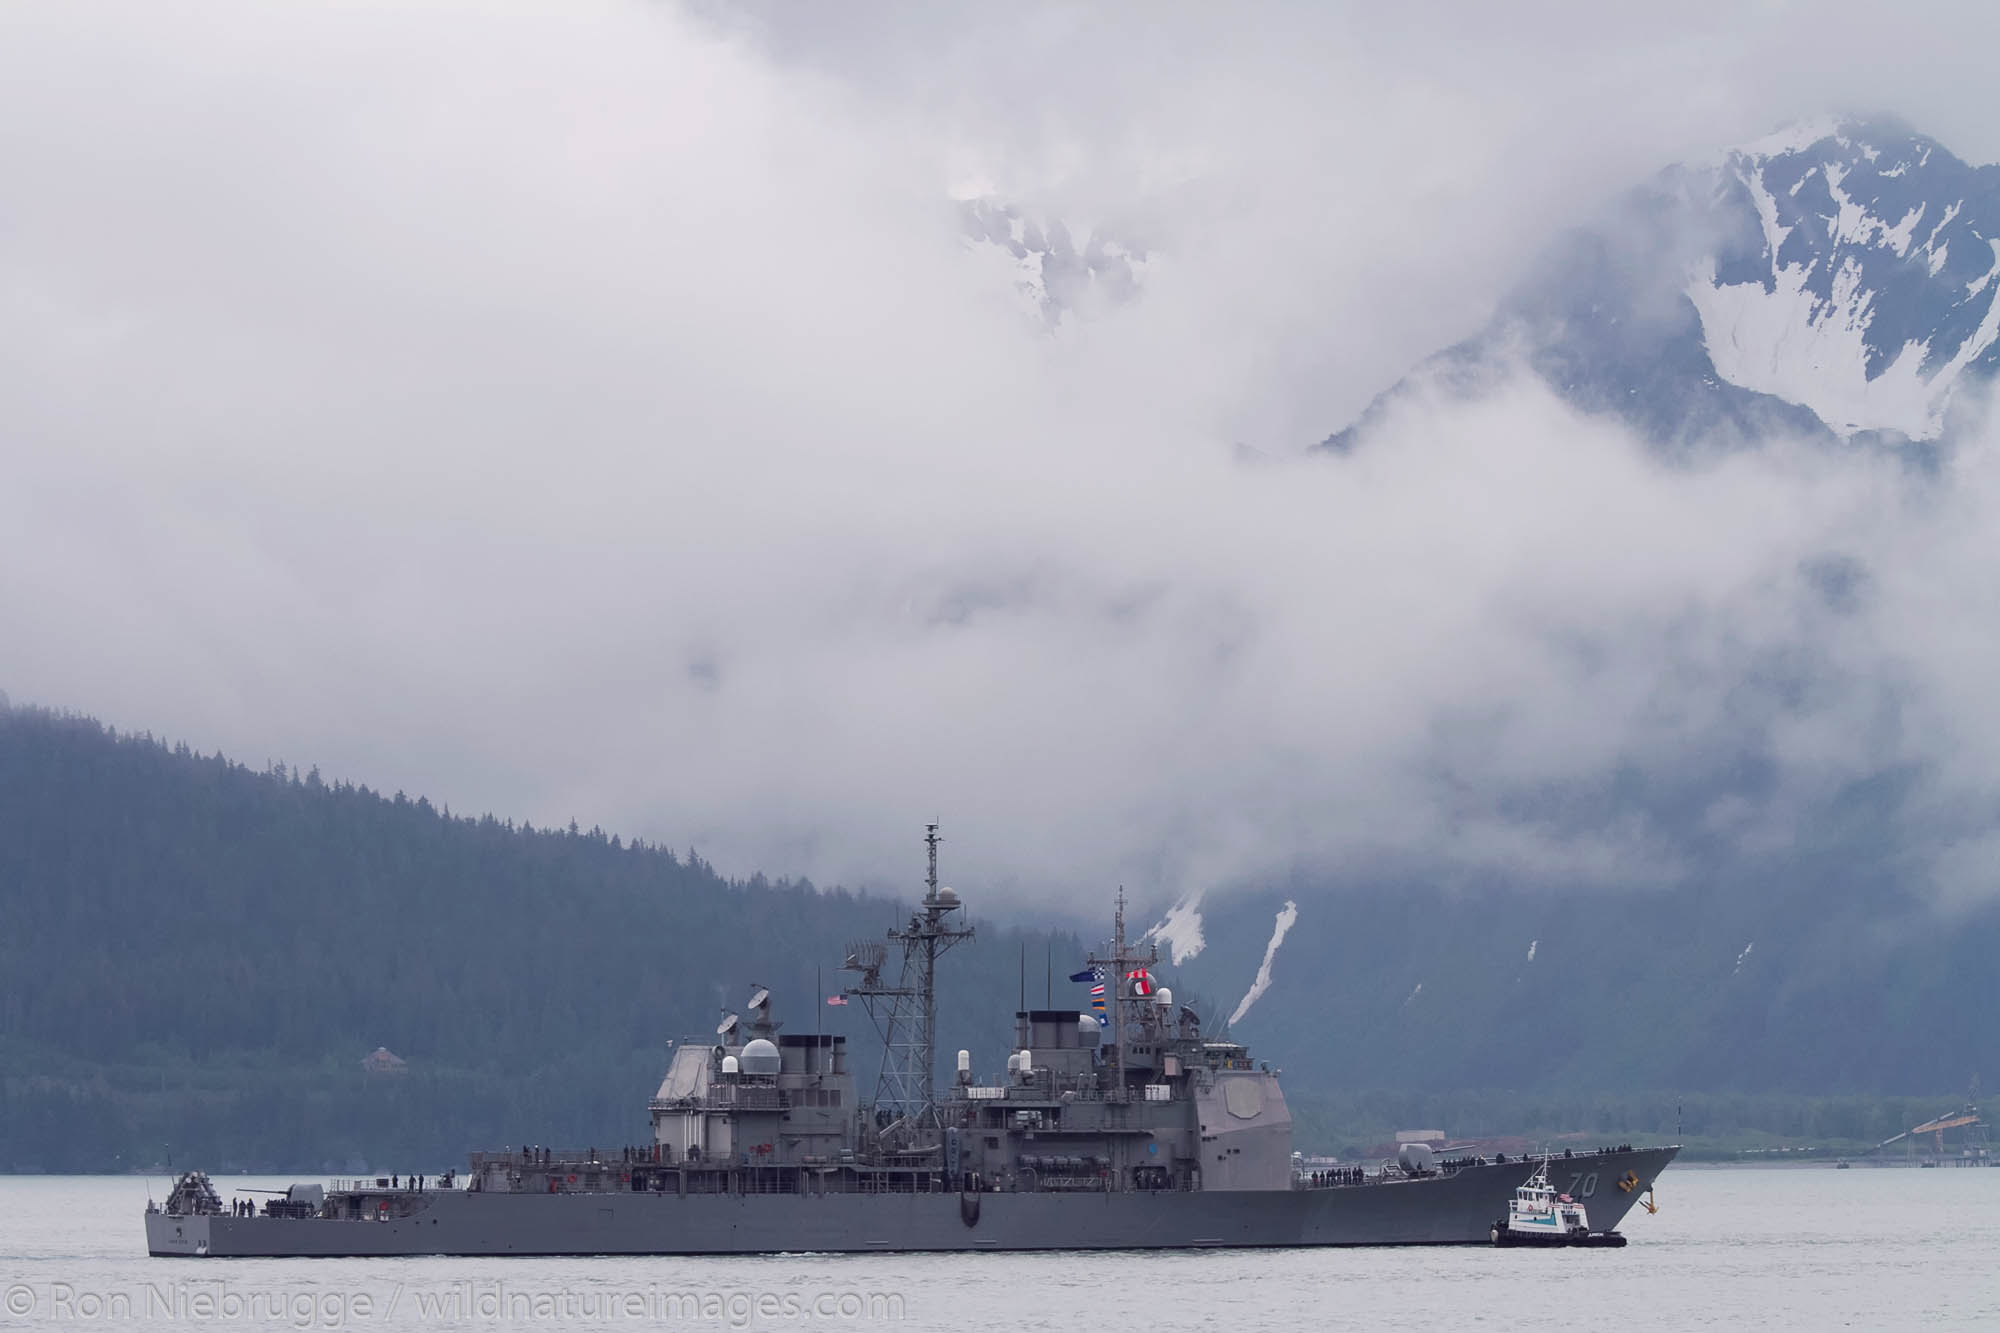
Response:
[6,1,2000,910]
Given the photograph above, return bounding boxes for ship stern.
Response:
[145,1212,213,1257]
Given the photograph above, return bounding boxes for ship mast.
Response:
[1088,885,1157,1103]
[842,823,973,1148]
[1112,888,1127,1096]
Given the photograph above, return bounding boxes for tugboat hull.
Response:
[1491,1224,1629,1248]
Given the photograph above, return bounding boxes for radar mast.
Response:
[1087,885,1159,1101]
[842,823,973,1147]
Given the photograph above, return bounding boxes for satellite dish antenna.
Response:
[748,987,771,1012]
[716,1013,739,1038]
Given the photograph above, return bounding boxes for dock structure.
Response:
[1871,1086,1993,1167]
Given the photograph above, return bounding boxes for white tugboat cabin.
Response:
[1492,1158,1627,1247]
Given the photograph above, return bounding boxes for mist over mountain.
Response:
[1325,117,2000,453]
[11,1,2000,909]
[957,200,1151,328]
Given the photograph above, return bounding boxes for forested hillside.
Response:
[0,705,1079,1170]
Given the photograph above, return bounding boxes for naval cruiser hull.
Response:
[147,1146,1675,1257]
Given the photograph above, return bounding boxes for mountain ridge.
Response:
[1322,116,2000,454]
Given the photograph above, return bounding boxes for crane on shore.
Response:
[1872,1079,1992,1165]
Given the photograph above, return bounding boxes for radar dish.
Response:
[716,1013,739,1037]
[748,987,771,1011]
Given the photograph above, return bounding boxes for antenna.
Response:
[1113,887,1126,1097]
[1083,885,1161,1106]
[841,822,974,1148]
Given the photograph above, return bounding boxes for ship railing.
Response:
[647,1087,790,1113]
[328,1177,417,1193]
[465,1148,652,1169]
[951,1082,1120,1104]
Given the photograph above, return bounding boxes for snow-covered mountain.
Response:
[1327,116,2000,451]
[958,199,1151,328]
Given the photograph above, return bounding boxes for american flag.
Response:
[826,995,848,1006]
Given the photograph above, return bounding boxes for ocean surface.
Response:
[0,1167,1994,1330]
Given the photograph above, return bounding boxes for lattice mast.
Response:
[1086,886,1159,1101]
[842,823,973,1145]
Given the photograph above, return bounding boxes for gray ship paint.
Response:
[146,838,1678,1257]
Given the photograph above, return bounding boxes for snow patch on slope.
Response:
[956,199,1152,328]
[1688,252,1939,437]
[1144,894,1206,964]
[1967,238,2000,300]
[1822,162,1924,256]
[1931,241,2000,386]
[1684,130,2000,441]
[1228,901,1298,1027]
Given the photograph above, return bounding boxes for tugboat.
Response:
[1491,1157,1628,1247]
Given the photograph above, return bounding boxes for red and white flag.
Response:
[826,995,849,1006]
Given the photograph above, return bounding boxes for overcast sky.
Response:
[6,0,2000,913]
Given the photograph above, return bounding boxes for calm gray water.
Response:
[1,1168,1995,1330]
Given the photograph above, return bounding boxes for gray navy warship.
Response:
[147,827,1677,1257]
